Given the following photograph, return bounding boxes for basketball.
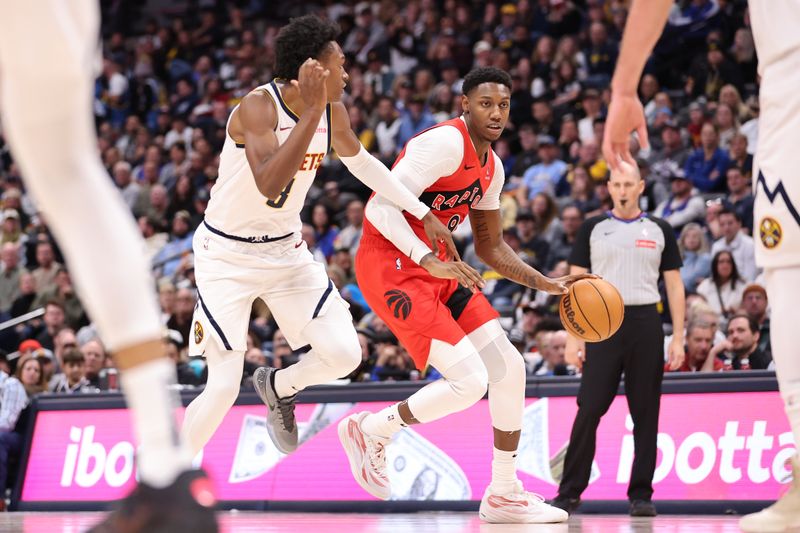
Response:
[559,279,624,342]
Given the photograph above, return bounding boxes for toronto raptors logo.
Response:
[759,217,782,249]
[384,289,412,320]
[194,321,204,344]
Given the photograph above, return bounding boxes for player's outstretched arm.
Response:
[241,59,328,199]
[603,0,673,170]
[470,209,595,294]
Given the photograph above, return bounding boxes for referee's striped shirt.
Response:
[569,212,682,306]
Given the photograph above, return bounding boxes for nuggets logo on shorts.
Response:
[384,289,412,320]
[759,217,782,249]
[194,321,204,344]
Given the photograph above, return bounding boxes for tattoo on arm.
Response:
[490,243,541,289]
[470,209,542,289]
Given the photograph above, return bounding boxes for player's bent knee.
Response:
[209,380,241,407]
[451,365,489,407]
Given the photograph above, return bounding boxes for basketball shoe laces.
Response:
[366,435,389,481]
[275,395,296,432]
[512,480,546,506]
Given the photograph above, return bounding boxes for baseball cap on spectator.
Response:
[409,93,427,105]
[473,41,492,55]
[19,339,42,353]
[440,59,458,72]
[508,328,526,349]
[399,79,413,90]
[743,283,767,300]
[500,3,517,15]
[174,210,192,222]
[537,134,556,146]
[663,119,680,131]
[669,168,688,181]
[655,106,673,117]
[707,39,723,53]
[2,209,19,222]
[164,329,184,346]
[356,327,375,341]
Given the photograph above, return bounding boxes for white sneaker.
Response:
[337,412,391,500]
[740,455,800,532]
[479,481,569,523]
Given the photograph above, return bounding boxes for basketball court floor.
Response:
[0,512,748,532]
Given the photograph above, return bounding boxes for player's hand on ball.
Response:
[538,273,599,295]
[422,212,461,261]
[291,58,329,111]
[420,254,485,291]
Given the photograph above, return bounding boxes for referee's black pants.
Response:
[557,304,665,502]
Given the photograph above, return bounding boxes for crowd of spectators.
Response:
[0,0,772,426]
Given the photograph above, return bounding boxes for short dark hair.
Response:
[728,313,759,334]
[274,15,341,80]
[62,348,85,366]
[461,67,512,96]
[718,207,741,223]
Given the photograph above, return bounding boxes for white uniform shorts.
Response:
[189,222,348,355]
[754,57,800,269]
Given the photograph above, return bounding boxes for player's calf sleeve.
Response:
[406,337,488,423]
[0,65,162,351]
[275,300,361,397]
[469,321,526,433]
[182,339,245,457]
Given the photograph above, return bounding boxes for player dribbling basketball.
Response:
[340,67,591,524]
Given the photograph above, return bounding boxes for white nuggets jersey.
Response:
[204,80,332,240]
[749,1,800,268]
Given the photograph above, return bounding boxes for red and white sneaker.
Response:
[479,481,569,523]
[337,412,391,500]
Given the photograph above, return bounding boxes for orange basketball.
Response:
[559,279,625,342]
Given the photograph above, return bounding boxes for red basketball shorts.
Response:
[355,237,499,369]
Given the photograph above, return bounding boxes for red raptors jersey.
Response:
[361,117,497,251]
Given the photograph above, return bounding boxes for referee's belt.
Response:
[203,220,293,244]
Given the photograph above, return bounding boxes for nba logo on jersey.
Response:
[396,258,402,270]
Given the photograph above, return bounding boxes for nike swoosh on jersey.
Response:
[464,164,475,170]
[280,126,293,131]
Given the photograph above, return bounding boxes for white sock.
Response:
[273,366,302,399]
[360,404,407,439]
[490,447,520,494]
[121,358,192,488]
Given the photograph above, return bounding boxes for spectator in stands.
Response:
[559,166,600,214]
[311,203,339,262]
[346,328,378,383]
[152,210,194,278]
[548,205,583,269]
[686,39,743,100]
[9,272,36,321]
[0,353,44,502]
[30,241,61,297]
[160,142,188,192]
[725,166,754,234]
[710,313,772,370]
[518,135,568,206]
[371,344,412,382]
[112,161,141,213]
[373,96,401,159]
[534,330,573,376]
[578,89,604,143]
[741,283,771,359]
[518,302,546,355]
[583,22,617,85]
[0,243,25,314]
[139,215,168,266]
[684,123,730,193]
[514,209,550,271]
[0,209,23,249]
[34,268,86,330]
[34,300,65,352]
[270,329,297,370]
[710,208,757,281]
[649,121,689,182]
[80,337,107,390]
[653,170,706,234]
[395,94,436,148]
[49,348,89,393]
[727,132,752,178]
[697,250,746,320]
[714,103,739,150]
[666,321,722,372]
[334,199,364,256]
[510,124,540,183]
[678,223,712,293]
[167,288,195,350]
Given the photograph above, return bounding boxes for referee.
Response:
[551,161,685,517]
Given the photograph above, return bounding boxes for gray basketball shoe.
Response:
[253,367,298,454]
